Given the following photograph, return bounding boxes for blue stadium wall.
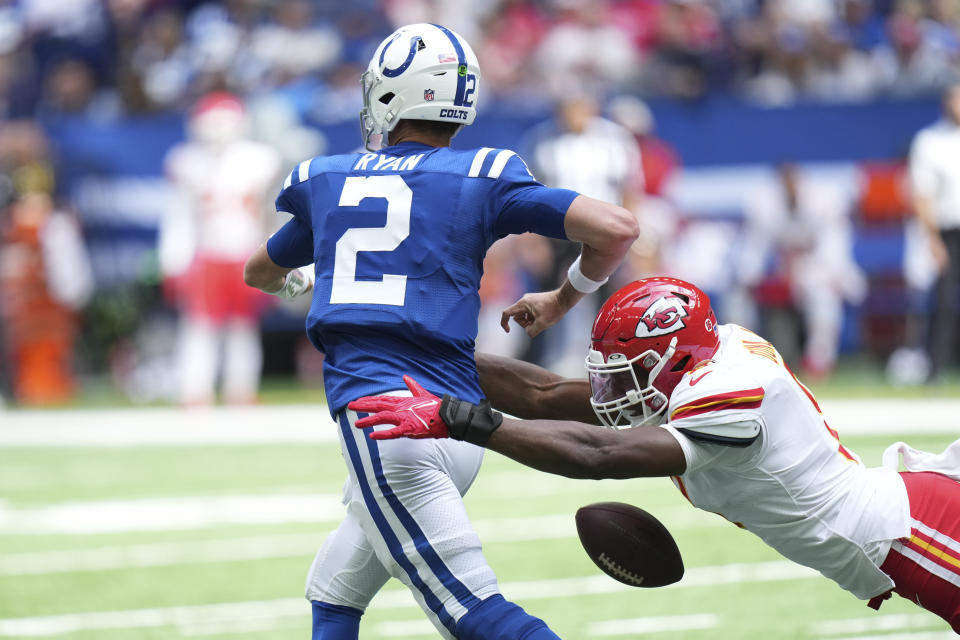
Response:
[48,96,943,353]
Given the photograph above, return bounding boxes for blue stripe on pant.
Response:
[339,412,484,633]
[359,423,482,612]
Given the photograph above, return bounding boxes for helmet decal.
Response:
[636,296,688,338]
[380,35,422,78]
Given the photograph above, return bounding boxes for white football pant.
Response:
[306,400,500,639]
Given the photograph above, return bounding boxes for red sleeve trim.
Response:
[670,387,765,420]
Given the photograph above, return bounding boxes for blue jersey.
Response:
[266,141,578,415]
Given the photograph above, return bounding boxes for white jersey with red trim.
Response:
[659,324,911,600]
[165,140,281,262]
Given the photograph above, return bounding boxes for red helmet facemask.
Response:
[587,277,720,428]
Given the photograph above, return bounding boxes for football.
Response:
[575,501,684,588]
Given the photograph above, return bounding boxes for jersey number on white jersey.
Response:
[331,175,411,306]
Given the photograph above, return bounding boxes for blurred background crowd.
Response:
[0,0,959,407]
[1,0,959,117]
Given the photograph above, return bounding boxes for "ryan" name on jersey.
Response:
[353,153,425,172]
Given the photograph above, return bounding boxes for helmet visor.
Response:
[585,348,668,429]
[589,366,645,405]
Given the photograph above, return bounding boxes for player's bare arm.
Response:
[349,375,686,480]
[244,244,290,292]
[475,352,597,424]
[562,195,639,278]
[485,416,686,480]
[243,244,313,299]
[501,195,638,337]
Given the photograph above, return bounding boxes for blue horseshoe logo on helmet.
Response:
[380,34,422,78]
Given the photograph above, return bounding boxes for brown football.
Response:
[575,501,684,588]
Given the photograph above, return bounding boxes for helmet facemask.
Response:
[360,69,392,151]
[587,337,678,429]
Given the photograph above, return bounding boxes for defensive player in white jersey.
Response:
[350,277,960,632]
[162,92,281,405]
[244,23,638,640]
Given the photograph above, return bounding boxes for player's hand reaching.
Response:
[500,285,581,338]
[348,376,449,440]
[349,376,504,445]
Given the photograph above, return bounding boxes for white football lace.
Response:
[597,552,644,586]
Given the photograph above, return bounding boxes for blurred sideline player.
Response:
[160,92,281,405]
[352,277,960,632]
[524,92,644,376]
[737,163,866,379]
[243,23,638,640]
[909,83,960,383]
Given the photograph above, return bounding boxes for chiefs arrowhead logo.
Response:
[636,296,688,338]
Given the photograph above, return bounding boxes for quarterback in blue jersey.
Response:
[244,23,638,640]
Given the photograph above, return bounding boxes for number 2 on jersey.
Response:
[330,175,410,306]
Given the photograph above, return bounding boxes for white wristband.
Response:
[566,255,608,294]
[275,265,315,300]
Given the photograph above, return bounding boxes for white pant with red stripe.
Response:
[876,470,960,633]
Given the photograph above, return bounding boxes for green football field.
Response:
[0,397,957,639]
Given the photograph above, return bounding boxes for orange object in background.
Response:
[858,160,911,223]
[11,336,75,404]
[0,194,80,405]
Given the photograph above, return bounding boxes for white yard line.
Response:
[0,509,724,575]
[816,398,960,437]
[500,561,818,601]
[586,614,718,636]
[0,598,308,638]
[0,405,338,447]
[0,560,816,637]
[0,493,345,535]
[816,633,956,640]
[0,399,956,448]
[0,487,722,537]
[0,533,326,576]
[813,613,950,636]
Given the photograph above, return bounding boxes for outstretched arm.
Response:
[349,376,686,481]
[476,352,598,424]
[486,416,686,480]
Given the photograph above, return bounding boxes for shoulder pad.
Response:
[674,419,762,448]
[668,362,765,447]
[467,148,530,180]
[280,157,316,192]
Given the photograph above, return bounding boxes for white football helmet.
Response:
[360,23,481,151]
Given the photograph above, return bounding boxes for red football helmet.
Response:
[587,277,720,428]
[189,92,247,145]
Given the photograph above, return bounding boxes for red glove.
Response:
[348,375,450,440]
